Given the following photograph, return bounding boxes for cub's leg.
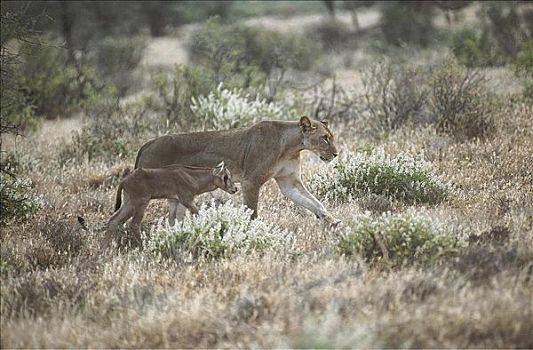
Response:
[129,200,149,246]
[182,201,199,215]
[168,199,187,226]
[105,196,135,248]
[180,194,199,215]
[107,195,134,228]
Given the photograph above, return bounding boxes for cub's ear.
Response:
[213,161,225,175]
[299,116,315,132]
[320,120,329,127]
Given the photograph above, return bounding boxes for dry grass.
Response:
[2,93,532,348]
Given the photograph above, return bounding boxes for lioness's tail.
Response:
[114,168,131,212]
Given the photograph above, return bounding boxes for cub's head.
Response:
[299,116,339,162]
[212,161,238,194]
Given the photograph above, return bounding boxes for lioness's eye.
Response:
[323,136,329,144]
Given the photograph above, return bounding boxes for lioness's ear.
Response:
[300,116,315,132]
[320,120,329,127]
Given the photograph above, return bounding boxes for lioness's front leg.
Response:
[275,175,340,225]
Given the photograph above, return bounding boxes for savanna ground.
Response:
[1,2,533,348]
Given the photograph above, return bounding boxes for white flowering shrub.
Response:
[147,200,293,260]
[0,174,42,225]
[338,210,463,267]
[308,149,453,204]
[191,83,295,130]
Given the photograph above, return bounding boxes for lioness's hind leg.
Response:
[241,181,261,218]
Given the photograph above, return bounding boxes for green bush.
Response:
[338,211,462,267]
[190,83,296,130]
[515,38,533,98]
[308,149,453,205]
[452,28,503,67]
[430,58,495,140]
[14,40,94,120]
[13,34,145,124]
[452,3,532,67]
[0,174,42,226]
[0,7,38,131]
[0,91,38,131]
[148,200,293,260]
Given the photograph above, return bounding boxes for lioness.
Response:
[134,116,339,225]
[108,161,237,242]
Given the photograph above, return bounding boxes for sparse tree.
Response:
[322,0,336,19]
[343,1,375,30]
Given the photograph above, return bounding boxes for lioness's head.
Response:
[212,161,238,194]
[300,116,338,162]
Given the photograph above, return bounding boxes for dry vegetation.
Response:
[2,93,532,348]
[2,2,533,348]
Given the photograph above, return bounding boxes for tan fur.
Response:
[107,162,237,244]
[134,116,340,225]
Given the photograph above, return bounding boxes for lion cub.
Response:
[107,161,237,243]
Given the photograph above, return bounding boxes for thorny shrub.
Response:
[59,96,153,164]
[0,268,93,318]
[146,64,215,130]
[38,219,87,258]
[338,210,463,268]
[360,58,498,140]
[450,244,533,285]
[430,58,496,140]
[308,149,453,205]
[360,60,429,135]
[1,220,87,276]
[514,38,533,98]
[148,200,293,260]
[191,83,295,130]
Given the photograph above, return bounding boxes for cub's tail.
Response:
[114,168,131,212]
